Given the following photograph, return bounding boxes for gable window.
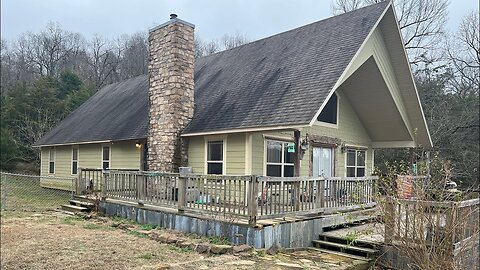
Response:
[346,149,366,177]
[71,146,79,175]
[102,146,110,170]
[317,93,338,124]
[207,140,224,174]
[266,140,294,177]
[48,148,55,174]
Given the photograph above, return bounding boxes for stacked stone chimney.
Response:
[147,14,195,172]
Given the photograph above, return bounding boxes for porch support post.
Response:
[294,130,301,211]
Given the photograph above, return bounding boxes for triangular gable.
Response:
[309,3,432,148]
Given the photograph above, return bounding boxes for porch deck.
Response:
[77,168,378,226]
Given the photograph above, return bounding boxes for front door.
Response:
[312,147,334,177]
[312,147,334,197]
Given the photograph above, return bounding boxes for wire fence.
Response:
[0,172,75,212]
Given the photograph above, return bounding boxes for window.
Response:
[48,148,55,174]
[71,146,79,175]
[317,93,338,124]
[346,149,366,177]
[207,140,223,174]
[266,140,294,177]
[102,146,110,170]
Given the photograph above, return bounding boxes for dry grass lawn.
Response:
[1,211,364,270]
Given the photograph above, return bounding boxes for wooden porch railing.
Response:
[77,169,378,225]
[384,197,480,247]
[257,176,377,218]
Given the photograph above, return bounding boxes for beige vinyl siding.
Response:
[39,140,141,179]
[188,136,204,174]
[224,133,245,175]
[187,134,246,175]
[250,89,372,177]
[110,141,140,170]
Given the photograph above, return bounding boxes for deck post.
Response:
[178,175,187,212]
[248,175,258,226]
[76,168,83,195]
[137,174,146,201]
[101,170,107,200]
[293,130,301,211]
[384,196,395,244]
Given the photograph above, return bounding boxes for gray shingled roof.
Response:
[34,1,389,146]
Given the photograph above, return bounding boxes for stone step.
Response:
[69,199,95,208]
[61,204,90,213]
[306,247,370,262]
[318,233,379,250]
[312,240,378,256]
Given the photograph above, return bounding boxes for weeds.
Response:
[207,236,230,245]
[168,245,193,253]
[139,224,157,231]
[137,252,155,260]
[128,230,148,238]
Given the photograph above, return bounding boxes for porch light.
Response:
[135,142,142,149]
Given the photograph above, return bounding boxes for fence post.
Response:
[248,175,258,226]
[137,174,145,201]
[101,170,107,200]
[178,175,187,212]
[384,196,395,244]
[76,168,83,194]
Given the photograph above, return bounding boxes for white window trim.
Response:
[48,147,55,175]
[204,136,227,175]
[264,139,295,177]
[314,92,340,129]
[101,144,111,170]
[71,146,79,175]
[345,148,367,177]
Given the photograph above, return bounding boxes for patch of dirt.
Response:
[0,211,365,270]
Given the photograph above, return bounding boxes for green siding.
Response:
[111,141,140,170]
[250,89,373,177]
[187,133,246,175]
[39,140,140,179]
[225,133,245,175]
[188,136,204,174]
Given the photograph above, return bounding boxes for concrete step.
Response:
[312,240,378,255]
[73,195,97,203]
[69,199,95,208]
[307,247,371,262]
[61,204,90,213]
[318,233,380,250]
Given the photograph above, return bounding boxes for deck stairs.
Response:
[309,233,380,262]
[60,196,96,213]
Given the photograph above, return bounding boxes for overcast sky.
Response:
[1,0,478,43]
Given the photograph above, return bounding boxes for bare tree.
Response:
[11,22,85,78]
[331,0,367,14]
[331,0,448,65]
[447,12,480,97]
[195,33,249,59]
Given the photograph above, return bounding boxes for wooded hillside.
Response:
[1,0,478,187]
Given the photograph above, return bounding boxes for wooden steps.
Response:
[312,233,379,261]
[307,247,370,261]
[60,197,96,213]
[61,204,90,213]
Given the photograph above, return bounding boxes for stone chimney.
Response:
[147,14,195,172]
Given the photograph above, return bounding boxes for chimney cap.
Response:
[170,14,178,19]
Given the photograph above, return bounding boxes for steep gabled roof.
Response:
[34,76,149,146]
[35,1,391,146]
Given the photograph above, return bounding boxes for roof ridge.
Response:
[196,0,390,61]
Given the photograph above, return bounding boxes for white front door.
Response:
[313,147,334,196]
[312,147,333,177]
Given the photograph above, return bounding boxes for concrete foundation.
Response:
[100,200,376,249]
